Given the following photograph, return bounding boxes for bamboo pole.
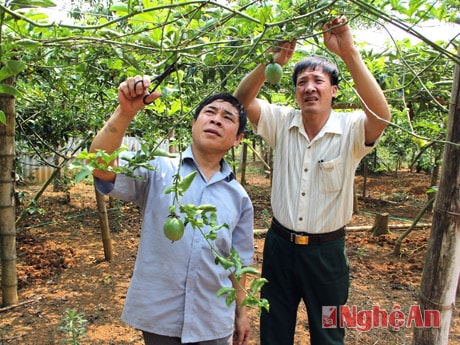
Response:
[253,222,432,236]
[0,76,18,306]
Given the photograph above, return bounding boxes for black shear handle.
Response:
[134,61,177,105]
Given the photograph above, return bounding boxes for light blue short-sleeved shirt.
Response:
[95,146,254,343]
[254,99,377,233]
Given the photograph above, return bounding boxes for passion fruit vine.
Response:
[265,62,283,84]
[163,215,185,242]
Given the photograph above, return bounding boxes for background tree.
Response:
[0,74,19,306]
[411,36,460,344]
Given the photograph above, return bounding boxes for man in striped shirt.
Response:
[234,16,391,345]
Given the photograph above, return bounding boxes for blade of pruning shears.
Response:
[133,58,178,105]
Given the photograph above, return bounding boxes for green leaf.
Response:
[216,286,234,298]
[164,185,176,194]
[74,168,93,183]
[15,39,40,49]
[216,287,236,307]
[0,60,26,80]
[99,147,126,165]
[70,161,94,183]
[239,266,260,276]
[250,277,269,293]
[122,51,141,70]
[0,84,21,97]
[177,171,198,193]
[0,111,5,125]
[152,148,176,158]
[99,29,122,38]
[197,204,217,212]
[10,0,56,9]
[427,186,438,194]
[214,255,234,270]
[110,3,129,15]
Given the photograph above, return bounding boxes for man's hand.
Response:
[322,16,355,58]
[273,40,297,66]
[117,75,161,117]
[323,16,391,143]
[233,310,251,345]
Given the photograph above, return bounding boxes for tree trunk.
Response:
[429,147,442,188]
[16,164,61,225]
[362,156,368,198]
[353,184,359,214]
[371,212,389,236]
[240,141,248,185]
[94,183,113,262]
[231,146,236,177]
[412,44,460,345]
[0,76,18,306]
[426,189,437,213]
[457,275,460,299]
[394,196,435,255]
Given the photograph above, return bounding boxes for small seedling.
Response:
[59,308,88,345]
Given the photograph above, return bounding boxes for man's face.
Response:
[191,99,243,153]
[295,67,338,114]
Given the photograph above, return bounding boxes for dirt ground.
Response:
[1,171,459,344]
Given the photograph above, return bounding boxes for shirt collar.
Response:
[182,146,235,182]
[290,110,343,138]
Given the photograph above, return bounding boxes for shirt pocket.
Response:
[318,156,344,193]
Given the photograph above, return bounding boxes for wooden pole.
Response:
[94,183,113,262]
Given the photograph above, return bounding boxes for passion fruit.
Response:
[163,215,185,242]
[265,62,283,84]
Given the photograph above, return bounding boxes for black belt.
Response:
[271,218,345,245]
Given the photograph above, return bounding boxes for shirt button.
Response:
[301,192,306,196]
[299,217,303,221]
[304,168,308,172]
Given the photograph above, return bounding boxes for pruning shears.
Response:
[134,59,178,105]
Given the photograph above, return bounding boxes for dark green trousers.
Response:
[260,227,349,345]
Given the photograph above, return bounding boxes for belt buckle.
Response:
[294,234,309,245]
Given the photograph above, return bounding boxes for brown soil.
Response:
[1,171,459,344]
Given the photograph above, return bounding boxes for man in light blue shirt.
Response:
[91,75,254,345]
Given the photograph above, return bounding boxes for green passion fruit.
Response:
[163,215,185,242]
[265,62,283,84]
